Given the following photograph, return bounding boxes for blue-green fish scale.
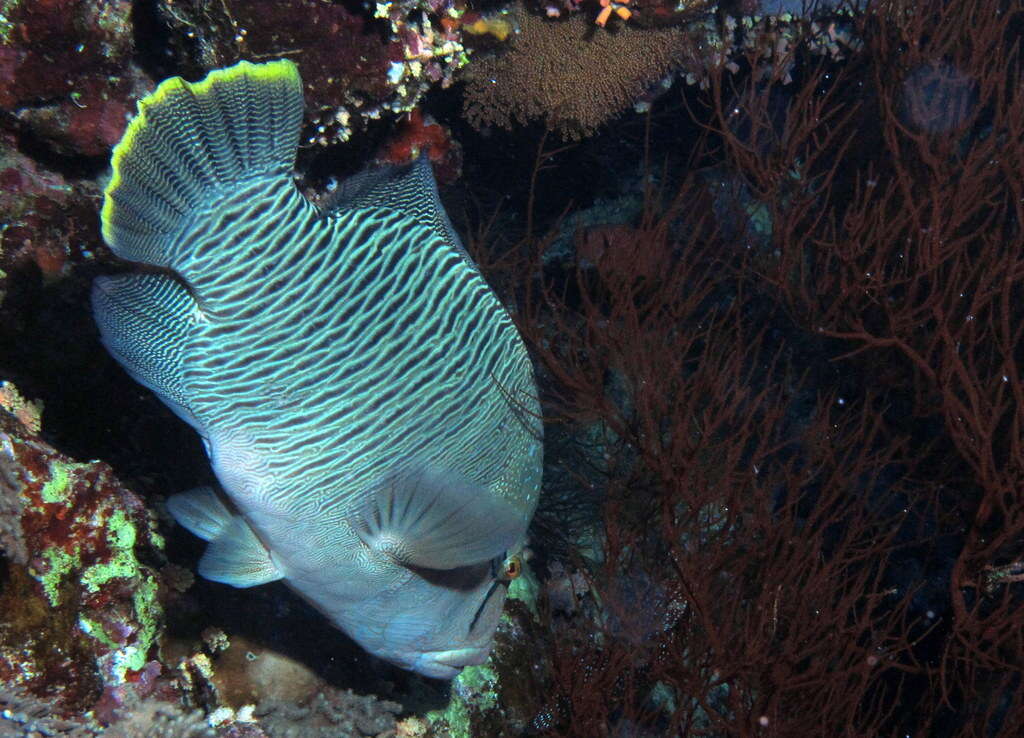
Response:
[170,180,537,523]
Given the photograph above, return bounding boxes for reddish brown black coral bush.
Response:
[703,1,1024,730]
[508,180,940,735]
[478,0,1024,734]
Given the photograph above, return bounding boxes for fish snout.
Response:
[413,646,491,679]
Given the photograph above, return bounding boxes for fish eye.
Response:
[500,554,521,582]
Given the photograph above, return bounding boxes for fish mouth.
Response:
[413,646,491,679]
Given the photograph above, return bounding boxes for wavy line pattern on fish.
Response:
[92,60,543,678]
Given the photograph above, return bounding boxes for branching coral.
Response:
[462,7,693,138]
[465,1,1024,733]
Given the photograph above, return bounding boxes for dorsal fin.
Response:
[322,156,475,268]
[94,59,305,434]
[91,272,203,432]
[101,59,304,269]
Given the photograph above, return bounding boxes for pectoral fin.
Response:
[355,468,525,571]
[167,486,283,588]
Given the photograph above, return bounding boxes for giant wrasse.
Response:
[92,60,543,678]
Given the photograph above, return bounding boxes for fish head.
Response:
[338,466,533,678]
[348,550,522,679]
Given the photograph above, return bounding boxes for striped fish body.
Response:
[93,61,542,678]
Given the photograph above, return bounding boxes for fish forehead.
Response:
[177,178,538,514]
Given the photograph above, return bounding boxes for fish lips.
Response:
[413,646,492,679]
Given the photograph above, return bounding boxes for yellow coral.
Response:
[596,0,632,27]
[463,14,514,42]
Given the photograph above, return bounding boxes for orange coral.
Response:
[596,0,632,27]
[376,108,463,184]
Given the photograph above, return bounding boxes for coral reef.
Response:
[463,7,693,138]
[0,389,407,733]
[0,0,141,158]
[1,0,1020,734]
[0,681,250,737]
[0,380,41,436]
[376,108,463,184]
[467,1,1024,734]
[0,134,104,304]
[0,391,166,719]
[250,688,401,738]
[462,2,859,138]
[155,0,470,145]
[425,572,547,737]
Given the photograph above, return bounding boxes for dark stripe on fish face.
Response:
[468,577,505,638]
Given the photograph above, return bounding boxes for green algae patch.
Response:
[457,663,501,710]
[81,509,140,592]
[507,560,540,618]
[426,564,545,737]
[78,616,121,652]
[0,0,19,44]
[427,663,501,738]
[108,508,136,549]
[38,544,82,606]
[79,572,161,679]
[1,415,168,711]
[129,576,162,671]
[39,461,71,504]
[77,510,165,677]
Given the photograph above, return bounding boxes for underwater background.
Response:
[1,0,1022,736]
